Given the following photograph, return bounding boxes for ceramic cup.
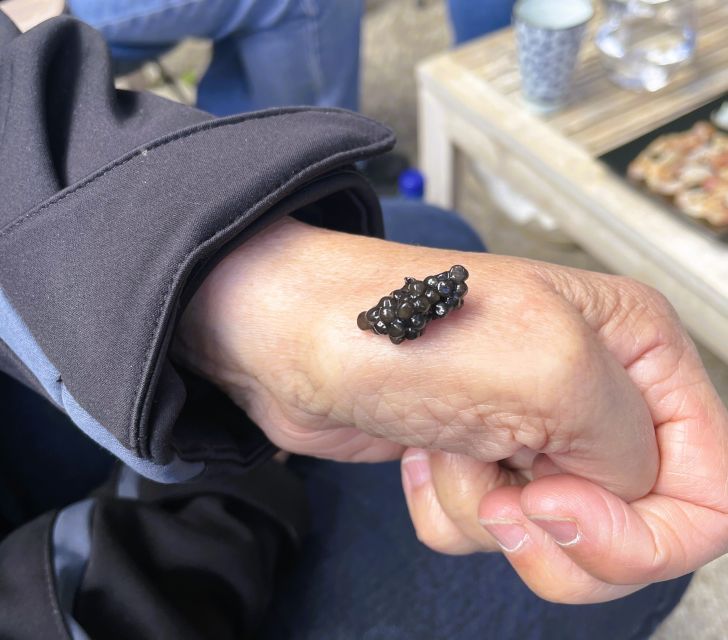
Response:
[514,0,594,112]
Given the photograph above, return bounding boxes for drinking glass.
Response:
[514,0,594,111]
[595,0,696,92]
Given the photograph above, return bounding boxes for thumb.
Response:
[520,474,728,585]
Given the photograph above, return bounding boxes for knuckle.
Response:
[612,277,681,331]
[414,525,458,555]
[632,280,677,322]
[413,518,472,555]
[645,547,673,581]
[523,321,597,450]
[529,583,581,604]
[540,315,595,391]
[523,568,611,604]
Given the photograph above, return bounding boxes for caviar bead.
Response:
[413,297,430,313]
[424,288,440,304]
[410,313,427,330]
[407,281,426,295]
[390,335,405,345]
[357,311,370,331]
[380,297,395,309]
[405,327,421,340]
[380,307,395,323]
[436,280,454,296]
[388,319,405,338]
[397,301,415,320]
[373,320,388,335]
[366,308,380,323]
[449,265,469,282]
[454,282,468,297]
[434,302,449,317]
[436,272,449,281]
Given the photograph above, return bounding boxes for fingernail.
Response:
[528,516,581,546]
[402,450,431,491]
[479,519,528,553]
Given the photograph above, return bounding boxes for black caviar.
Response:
[357,265,469,344]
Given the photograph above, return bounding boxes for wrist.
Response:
[173,215,323,394]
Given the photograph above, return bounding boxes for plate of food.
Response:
[600,94,728,241]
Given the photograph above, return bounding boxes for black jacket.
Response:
[0,14,393,639]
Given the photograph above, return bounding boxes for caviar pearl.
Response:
[449,265,469,282]
[397,301,415,320]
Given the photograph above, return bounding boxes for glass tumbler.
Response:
[595,0,696,92]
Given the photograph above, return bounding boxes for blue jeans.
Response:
[447,0,516,44]
[68,0,363,116]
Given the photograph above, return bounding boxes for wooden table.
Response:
[417,0,728,362]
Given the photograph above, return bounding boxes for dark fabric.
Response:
[260,457,692,640]
[75,465,307,640]
[0,14,393,476]
[0,371,112,531]
[0,512,68,640]
[0,463,307,640]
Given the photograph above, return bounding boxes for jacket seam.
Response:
[0,58,14,155]
[0,107,393,242]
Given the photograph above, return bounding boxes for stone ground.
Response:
[8,0,728,637]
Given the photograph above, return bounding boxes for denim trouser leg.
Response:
[67,0,363,115]
[259,204,691,640]
[380,198,487,252]
[447,0,516,44]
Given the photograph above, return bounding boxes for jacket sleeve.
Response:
[0,13,394,482]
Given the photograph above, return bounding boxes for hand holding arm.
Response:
[175,216,728,603]
[175,216,659,498]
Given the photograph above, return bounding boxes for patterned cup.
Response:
[514,0,594,111]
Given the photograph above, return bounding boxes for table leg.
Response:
[418,88,455,209]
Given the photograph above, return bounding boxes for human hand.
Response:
[175,216,657,498]
[395,253,728,602]
[174,216,728,602]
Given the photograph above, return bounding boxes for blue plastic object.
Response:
[398,168,425,199]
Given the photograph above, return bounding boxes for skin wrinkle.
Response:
[349,316,622,461]
[652,421,728,513]
[640,507,685,580]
